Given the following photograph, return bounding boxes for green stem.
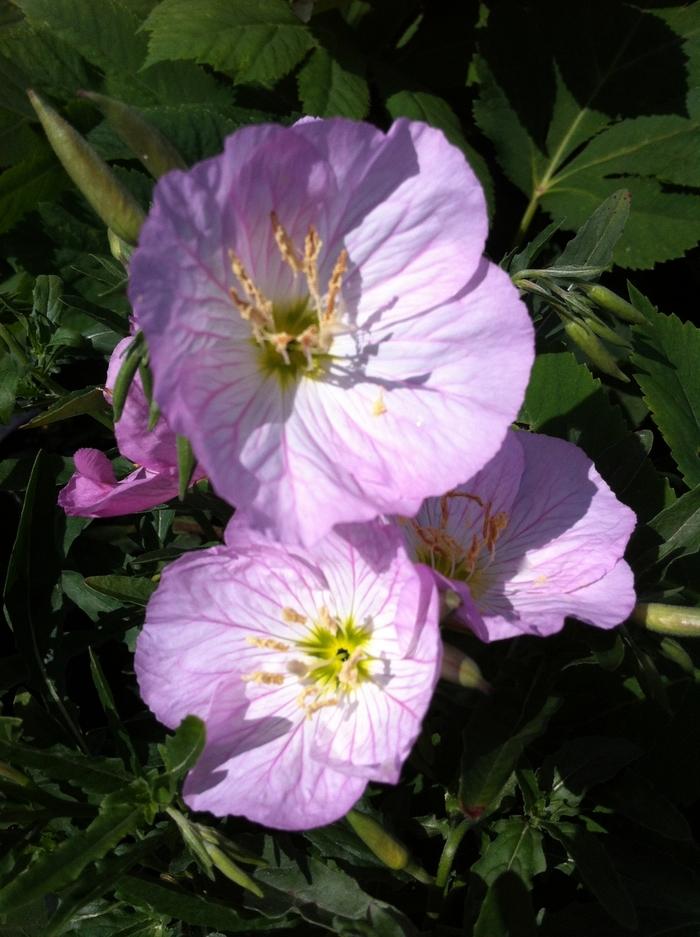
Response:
[435,817,473,891]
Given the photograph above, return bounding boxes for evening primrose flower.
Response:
[401,430,636,640]
[129,118,534,545]
[59,337,196,516]
[135,522,440,829]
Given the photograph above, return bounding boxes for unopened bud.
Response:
[79,90,187,179]
[346,809,433,884]
[108,229,133,266]
[631,602,700,637]
[580,283,647,325]
[440,643,491,692]
[564,319,629,382]
[582,315,629,348]
[28,90,145,244]
[202,841,263,897]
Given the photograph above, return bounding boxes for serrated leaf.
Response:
[543,821,637,929]
[15,0,227,107]
[0,18,90,101]
[298,46,369,119]
[472,818,546,889]
[143,0,315,87]
[84,575,156,606]
[0,779,152,911]
[630,294,700,489]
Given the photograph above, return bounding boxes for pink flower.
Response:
[135,522,440,829]
[58,337,187,517]
[129,118,534,545]
[401,430,636,641]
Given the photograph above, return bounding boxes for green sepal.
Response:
[582,282,647,324]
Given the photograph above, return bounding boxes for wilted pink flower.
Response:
[401,430,636,641]
[59,337,189,517]
[135,522,440,829]
[129,118,534,545]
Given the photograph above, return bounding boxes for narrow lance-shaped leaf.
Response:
[0,779,153,912]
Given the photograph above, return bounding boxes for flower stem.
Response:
[435,817,474,892]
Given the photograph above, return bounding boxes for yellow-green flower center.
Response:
[228,212,348,387]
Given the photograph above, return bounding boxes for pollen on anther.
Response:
[372,390,387,417]
[246,636,290,652]
[242,671,285,685]
[282,606,307,624]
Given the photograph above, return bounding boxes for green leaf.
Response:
[89,103,272,165]
[15,0,227,107]
[0,18,90,101]
[473,870,538,937]
[644,486,700,572]
[460,696,560,819]
[541,120,700,269]
[84,575,157,606]
[521,352,628,458]
[472,818,546,889]
[298,47,369,119]
[0,143,67,235]
[543,821,637,929]
[630,292,700,489]
[603,769,692,842]
[0,351,20,423]
[22,387,111,429]
[116,875,274,930]
[0,779,153,911]
[553,189,631,275]
[543,736,641,804]
[142,0,315,87]
[159,715,206,782]
[0,738,128,794]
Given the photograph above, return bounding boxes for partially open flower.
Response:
[135,522,440,829]
[129,118,534,545]
[401,430,636,640]
[59,337,195,517]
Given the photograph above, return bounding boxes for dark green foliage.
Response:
[1,1,700,934]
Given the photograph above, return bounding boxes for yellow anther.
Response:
[305,695,339,717]
[228,248,273,328]
[324,248,348,323]
[271,211,302,274]
[266,331,294,365]
[246,636,290,652]
[303,225,323,312]
[282,606,307,624]
[372,390,387,416]
[242,671,285,685]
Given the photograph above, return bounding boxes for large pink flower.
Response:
[401,430,636,641]
[129,118,534,545]
[135,522,440,829]
[59,337,186,517]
